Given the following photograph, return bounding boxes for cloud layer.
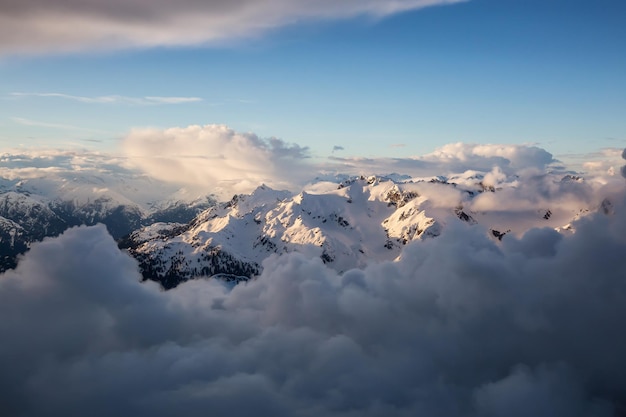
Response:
[1,182,625,415]
[0,0,463,55]
[0,149,207,209]
[327,142,556,178]
[122,125,559,196]
[120,124,625,203]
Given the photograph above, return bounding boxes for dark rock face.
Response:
[455,207,476,224]
[0,193,68,240]
[491,229,508,241]
[52,199,144,239]
[145,197,217,225]
[119,223,258,289]
[126,245,258,290]
[0,219,29,271]
[0,190,215,272]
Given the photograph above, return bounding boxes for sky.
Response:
[2,1,626,413]
[1,0,625,163]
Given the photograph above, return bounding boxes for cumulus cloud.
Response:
[0,149,205,209]
[3,135,610,211]
[0,149,129,175]
[422,142,555,172]
[469,169,599,214]
[121,127,604,207]
[575,148,626,178]
[326,142,556,178]
[1,184,626,415]
[0,0,465,55]
[121,124,311,196]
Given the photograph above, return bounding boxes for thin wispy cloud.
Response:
[228,99,256,104]
[11,116,105,133]
[0,0,466,55]
[10,92,203,105]
[144,96,204,104]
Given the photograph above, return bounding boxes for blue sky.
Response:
[1,0,625,161]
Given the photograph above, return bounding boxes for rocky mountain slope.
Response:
[0,173,216,272]
[0,147,610,283]
[122,173,595,288]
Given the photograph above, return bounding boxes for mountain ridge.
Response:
[122,173,597,288]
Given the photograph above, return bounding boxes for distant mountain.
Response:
[0,173,216,272]
[122,174,592,289]
[0,192,68,239]
[0,154,606,283]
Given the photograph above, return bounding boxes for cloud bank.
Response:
[0,149,208,209]
[1,183,625,416]
[120,124,625,203]
[325,142,556,179]
[121,124,311,197]
[5,128,620,207]
[121,125,560,196]
[0,0,464,55]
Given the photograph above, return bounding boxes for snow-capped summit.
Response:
[0,152,218,271]
[1,148,613,283]
[123,171,598,288]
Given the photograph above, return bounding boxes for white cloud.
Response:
[119,125,620,210]
[0,0,466,55]
[422,142,556,172]
[325,142,556,178]
[121,124,311,197]
[11,92,203,105]
[0,149,207,209]
[553,148,626,180]
[5,133,618,219]
[0,183,625,416]
[144,96,203,104]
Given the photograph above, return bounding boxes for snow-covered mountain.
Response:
[0,216,29,270]
[122,173,600,288]
[1,148,618,281]
[0,158,217,271]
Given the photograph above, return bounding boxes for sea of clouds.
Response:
[2,128,626,415]
[1,180,625,416]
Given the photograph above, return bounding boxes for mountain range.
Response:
[0,150,611,288]
[0,170,215,271]
[121,172,597,288]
